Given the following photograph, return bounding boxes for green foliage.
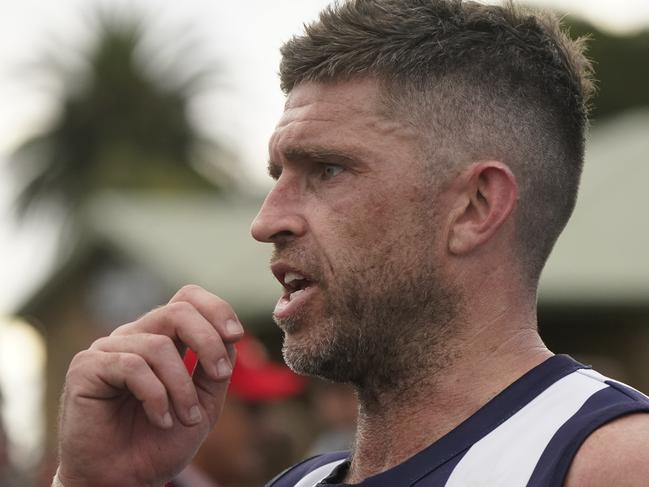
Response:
[11,11,228,219]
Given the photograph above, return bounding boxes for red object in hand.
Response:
[183,348,199,376]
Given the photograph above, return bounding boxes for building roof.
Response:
[83,192,278,321]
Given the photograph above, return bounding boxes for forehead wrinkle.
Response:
[284,85,381,125]
[270,115,419,176]
[275,82,422,172]
[281,108,416,151]
[367,115,417,141]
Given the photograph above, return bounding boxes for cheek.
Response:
[329,198,406,268]
[308,181,436,264]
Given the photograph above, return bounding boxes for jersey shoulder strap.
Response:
[527,368,649,487]
[443,367,649,487]
[265,451,349,487]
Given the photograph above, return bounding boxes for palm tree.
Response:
[6,13,241,468]
[10,10,233,220]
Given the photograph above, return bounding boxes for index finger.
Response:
[168,286,244,425]
[172,286,241,376]
[169,285,244,343]
[112,301,231,381]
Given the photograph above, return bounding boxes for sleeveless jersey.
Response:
[266,355,649,487]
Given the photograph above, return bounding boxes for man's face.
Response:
[251,79,459,390]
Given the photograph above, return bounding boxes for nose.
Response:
[250,181,307,244]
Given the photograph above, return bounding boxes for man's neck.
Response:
[344,326,552,484]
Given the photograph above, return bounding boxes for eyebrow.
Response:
[267,147,362,180]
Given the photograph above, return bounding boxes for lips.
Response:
[271,262,319,319]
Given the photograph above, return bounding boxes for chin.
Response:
[282,333,357,384]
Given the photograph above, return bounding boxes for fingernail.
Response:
[217,358,232,378]
[188,405,202,424]
[225,319,243,336]
[161,412,173,428]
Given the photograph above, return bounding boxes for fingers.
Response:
[169,285,243,379]
[169,285,244,343]
[68,350,173,429]
[112,288,241,381]
[105,285,244,426]
[168,286,245,422]
[90,334,204,427]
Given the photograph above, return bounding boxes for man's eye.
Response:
[321,164,344,180]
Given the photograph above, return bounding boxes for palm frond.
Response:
[9,8,233,221]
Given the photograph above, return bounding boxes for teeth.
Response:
[284,271,305,285]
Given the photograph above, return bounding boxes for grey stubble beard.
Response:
[276,251,462,409]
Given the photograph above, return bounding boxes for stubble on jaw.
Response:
[276,232,463,409]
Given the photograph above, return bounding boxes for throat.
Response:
[344,344,554,484]
[342,373,448,483]
[342,329,471,484]
[344,388,467,484]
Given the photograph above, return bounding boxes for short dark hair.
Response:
[279,0,594,282]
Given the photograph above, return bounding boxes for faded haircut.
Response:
[279,0,595,283]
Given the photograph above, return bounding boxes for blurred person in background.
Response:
[51,1,649,486]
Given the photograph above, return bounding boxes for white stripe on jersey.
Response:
[578,368,649,399]
[293,459,346,487]
[444,370,608,487]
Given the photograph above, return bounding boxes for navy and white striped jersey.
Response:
[266,355,649,487]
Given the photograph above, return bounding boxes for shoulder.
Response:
[564,413,649,487]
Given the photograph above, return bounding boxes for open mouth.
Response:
[271,264,319,318]
[282,271,314,301]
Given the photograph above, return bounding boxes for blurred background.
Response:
[0,0,647,485]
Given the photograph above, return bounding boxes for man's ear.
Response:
[447,161,518,255]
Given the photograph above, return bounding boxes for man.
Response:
[53,1,649,486]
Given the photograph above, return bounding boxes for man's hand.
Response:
[57,285,244,487]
